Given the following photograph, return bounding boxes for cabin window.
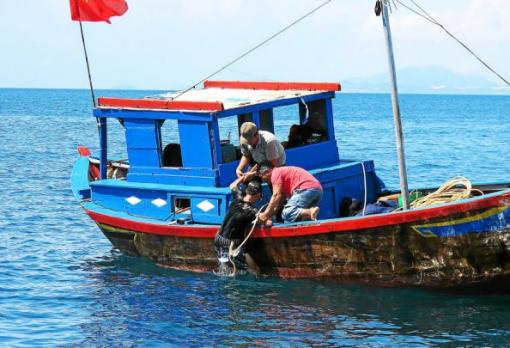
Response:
[160,119,183,167]
[109,119,128,159]
[272,105,300,149]
[237,113,252,126]
[218,117,241,163]
[259,109,274,133]
[107,118,129,179]
[274,100,329,149]
[299,99,328,143]
[173,197,191,214]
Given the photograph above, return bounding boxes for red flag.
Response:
[70,0,128,24]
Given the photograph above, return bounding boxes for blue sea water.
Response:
[1,88,510,347]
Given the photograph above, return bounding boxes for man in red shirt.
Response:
[257,161,322,225]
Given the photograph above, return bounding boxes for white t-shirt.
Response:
[240,130,286,166]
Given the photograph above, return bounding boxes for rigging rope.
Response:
[172,0,334,101]
[394,0,510,87]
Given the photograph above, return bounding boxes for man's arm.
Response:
[229,175,245,191]
[258,185,284,225]
[236,154,251,178]
[229,165,259,190]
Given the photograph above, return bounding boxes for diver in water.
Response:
[214,168,262,276]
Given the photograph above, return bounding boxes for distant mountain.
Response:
[342,66,510,95]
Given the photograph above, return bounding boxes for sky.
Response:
[0,0,509,93]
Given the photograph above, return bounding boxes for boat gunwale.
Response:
[82,187,510,239]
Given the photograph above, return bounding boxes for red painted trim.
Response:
[84,190,510,239]
[204,80,341,92]
[86,209,219,238]
[97,97,224,111]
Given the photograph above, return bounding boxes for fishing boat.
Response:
[70,0,510,292]
[71,78,510,292]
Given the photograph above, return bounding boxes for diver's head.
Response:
[244,178,262,203]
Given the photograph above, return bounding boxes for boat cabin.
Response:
[81,81,384,224]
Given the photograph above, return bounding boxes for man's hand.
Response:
[258,212,272,227]
[236,155,251,178]
[258,212,268,223]
[243,164,259,182]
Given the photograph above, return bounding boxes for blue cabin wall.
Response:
[90,180,231,224]
[179,121,215,168]
[216,140,340,187]
[311,160,380,219]
[124,119,161,168]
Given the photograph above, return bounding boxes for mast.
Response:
[377,0,410,209]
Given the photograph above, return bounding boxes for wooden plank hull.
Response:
[88,190,510,292]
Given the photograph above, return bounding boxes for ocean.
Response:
[1,88,510,346]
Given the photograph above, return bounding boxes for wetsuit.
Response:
[214,188,258,270]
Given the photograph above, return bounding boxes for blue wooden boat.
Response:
[71,80,510,292]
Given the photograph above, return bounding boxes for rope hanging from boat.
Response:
[410,177,483,208]
[227,203,268,277]
[172,0,333,101]
[393,0,510,87]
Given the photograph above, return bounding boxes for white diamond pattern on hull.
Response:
[196,200,215,212]
[126,196,141,205]
[152,198,167,208]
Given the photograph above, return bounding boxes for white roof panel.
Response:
[154,88,322,111]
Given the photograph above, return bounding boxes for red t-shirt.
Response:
[270,166,322,198]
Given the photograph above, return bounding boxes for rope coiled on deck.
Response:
[410,176,482,208]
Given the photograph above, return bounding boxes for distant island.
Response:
[342,66,510,95]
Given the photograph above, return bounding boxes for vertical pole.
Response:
[99,117,108,180]
[78,20,96,108]
[380,0,410,209]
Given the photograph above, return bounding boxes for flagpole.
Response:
[76,10,107,180]
[78,20,97,108]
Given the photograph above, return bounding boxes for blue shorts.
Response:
[281,187,323,223]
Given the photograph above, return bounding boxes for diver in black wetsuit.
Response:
[214,170,262,276]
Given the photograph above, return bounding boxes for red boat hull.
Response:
[85,189,510,292]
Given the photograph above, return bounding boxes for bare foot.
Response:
[310,207,320,220]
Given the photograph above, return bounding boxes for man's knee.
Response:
[282,205,301,223]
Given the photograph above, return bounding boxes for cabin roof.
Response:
[97,80,341,113]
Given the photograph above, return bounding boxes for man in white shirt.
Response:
[235,122,286,178]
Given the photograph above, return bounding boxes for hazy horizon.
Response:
[1,1,509,94]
